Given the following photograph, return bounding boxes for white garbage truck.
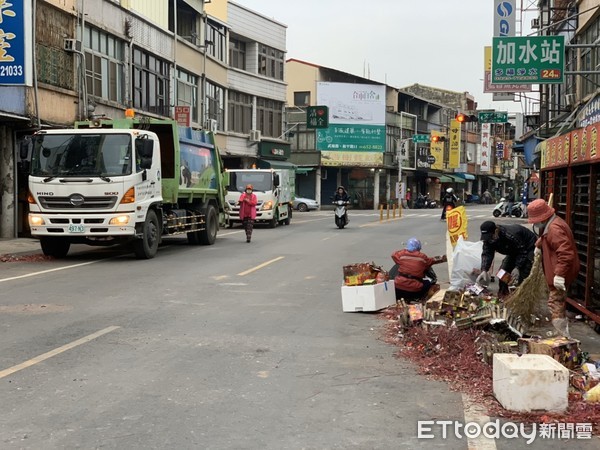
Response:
[225,168,295,228]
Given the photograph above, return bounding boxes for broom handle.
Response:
[548,192,554,208]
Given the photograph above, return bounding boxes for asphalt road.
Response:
[0,205,596,449]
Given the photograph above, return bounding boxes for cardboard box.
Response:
[341,281,396,312]
[518,337,581,370]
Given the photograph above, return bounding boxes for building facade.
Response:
[0,0,288,238]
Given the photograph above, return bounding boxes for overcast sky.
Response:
[234,0,537,113]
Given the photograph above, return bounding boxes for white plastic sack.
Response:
[449,236,483,290]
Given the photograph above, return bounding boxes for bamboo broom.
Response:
[505,194,554,325]
[504,250,548,326]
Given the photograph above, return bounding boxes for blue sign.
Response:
[0,0,26,85]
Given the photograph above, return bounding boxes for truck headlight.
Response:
[29,216,45,226]
[109,215,130,225]
[261,201,273,211]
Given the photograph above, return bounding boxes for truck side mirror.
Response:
[136,137,154,169]
[19,138,31,160]
[273,173,280,187]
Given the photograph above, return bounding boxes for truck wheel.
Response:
[134,209,160,259]
[40,237,70,258]
[269,214,278,228]
[199,205,218,245]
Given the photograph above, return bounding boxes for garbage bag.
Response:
[449,236,483,290]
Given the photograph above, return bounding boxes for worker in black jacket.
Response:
[476,221,537,296]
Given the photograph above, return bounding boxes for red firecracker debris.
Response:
[0,253,52,263]
[379,307,600,435]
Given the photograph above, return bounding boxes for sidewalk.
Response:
[0,238,42,256]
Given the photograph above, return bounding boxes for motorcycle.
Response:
[333,199,350,229]
[493,197,523,218]
[414,193,437,209]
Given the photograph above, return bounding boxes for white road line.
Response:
[0,260,100,284]
[462,393,497,449]
[238,256,285,276]
[0,326,121,379]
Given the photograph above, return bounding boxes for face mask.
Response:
[533,223,544,231]
[246,190,252,194]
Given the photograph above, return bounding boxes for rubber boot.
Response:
[552,318,570,338]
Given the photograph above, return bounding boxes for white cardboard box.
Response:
[493,353,569,412]
[341,281,396,312]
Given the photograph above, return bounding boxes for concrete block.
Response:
[493,353,569,412]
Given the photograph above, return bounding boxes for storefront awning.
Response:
[487,176,504,183]
[447,175,466,184]
[295,167,315,175]
[257,160,297,170]
[439,175,454,183]
[455,173,475,180]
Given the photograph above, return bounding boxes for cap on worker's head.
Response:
[245,184,253,190]
[480,221,497,241]
[406,237,422,252]
[527,199,555,224]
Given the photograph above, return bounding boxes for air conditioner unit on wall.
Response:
[206,119,218,133]
[63,38,82,52]
[531,18,540,29]
[249,129,261,142]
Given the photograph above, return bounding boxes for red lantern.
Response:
[435,178,441,184]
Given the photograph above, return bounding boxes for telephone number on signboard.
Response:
[0,65,24,77]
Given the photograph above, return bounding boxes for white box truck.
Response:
[225,168,295,228]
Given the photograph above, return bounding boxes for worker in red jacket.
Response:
[527,199,580,337]
[391,238,436,301]
[238,184,257,243]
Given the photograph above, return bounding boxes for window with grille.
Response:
[205,81,224,130]
[228,91,252,133]
[258,44,284,80]
[132,48,171,116]
[177,69,198,122]
[257,97,283,138]
[206,20,226,63]
[84,27,125,103]
[229,38,246,70]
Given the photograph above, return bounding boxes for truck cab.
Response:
[225,169,294,228]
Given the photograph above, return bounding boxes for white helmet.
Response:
[446,188,453,194]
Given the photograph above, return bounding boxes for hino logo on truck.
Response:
[69,194,85,206]
[37,192,54,196]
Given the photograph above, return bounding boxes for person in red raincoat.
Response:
[391,238,436,301]
[527,199,580,337]
[238,184,257,243]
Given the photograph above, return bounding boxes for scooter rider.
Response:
[334,185,350,202]
[440,188,458,220]
[476,221,537,297]
[503,187,515,217]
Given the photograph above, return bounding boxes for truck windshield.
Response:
[227,172,273,192]
[30,133,133,177]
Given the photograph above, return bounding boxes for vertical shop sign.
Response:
[448,119,460,169]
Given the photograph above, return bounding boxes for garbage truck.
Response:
[20,111,229,259]
[225,168,295,228]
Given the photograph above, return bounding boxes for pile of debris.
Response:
[0,253,52,263]
[380,287,600,435]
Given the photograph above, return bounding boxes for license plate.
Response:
[68,224,85,233]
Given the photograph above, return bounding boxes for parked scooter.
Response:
[492,197,523,218]
[414,193,437,209]
[333,199,350,229]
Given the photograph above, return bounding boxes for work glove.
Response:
[476,271,490,286]
[534,247,541,257]
[553,275,566,291]
[510,268,520,285]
